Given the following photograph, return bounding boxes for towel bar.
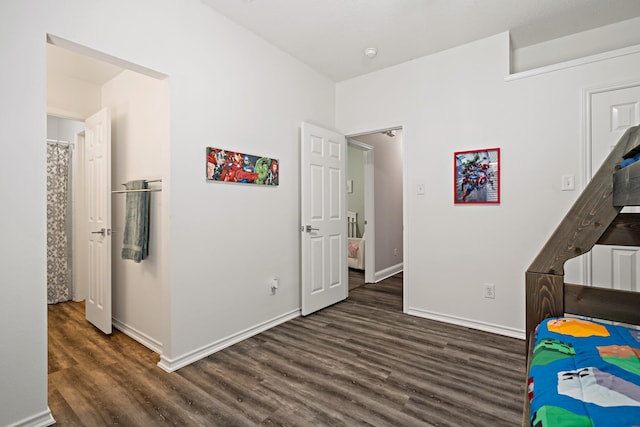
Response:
[112,188,161,194]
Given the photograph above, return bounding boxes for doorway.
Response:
[46,116,84,303]
[46,36,169,353]
[346,128,404,299]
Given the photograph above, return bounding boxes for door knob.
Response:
[91,228,106,237]
[305,225,320,232]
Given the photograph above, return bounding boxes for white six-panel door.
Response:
[590,85,640,291]
[85,108,113,334]
[301,122,347,316]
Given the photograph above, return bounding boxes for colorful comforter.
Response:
[528,317,640,426]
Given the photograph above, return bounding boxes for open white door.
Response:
[84,108,112,334]
[301,122,348,316]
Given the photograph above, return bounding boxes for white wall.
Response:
[336,31,640,338]
[513,16,640,73]
[46,116,84,142]
[46,71,102,120]
[0,2,50,425]
[0,0,334,425]
[102,70,168,352]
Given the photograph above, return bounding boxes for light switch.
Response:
[417,183,425,195]
[561,174,575,191]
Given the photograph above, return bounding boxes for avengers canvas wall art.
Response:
[454,148,499,204]
[206,147,279,186]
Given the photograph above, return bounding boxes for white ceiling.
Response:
[47,43,124,86]
[47,1,640,85]
[202,0,640,81]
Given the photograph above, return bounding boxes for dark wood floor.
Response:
[348,268,367,290]
[48,272,526,426]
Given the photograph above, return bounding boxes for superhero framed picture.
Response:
[454,148,500,204]
[206,147,279,186]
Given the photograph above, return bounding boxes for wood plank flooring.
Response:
[348,268,365,290]
[48,272,526,426]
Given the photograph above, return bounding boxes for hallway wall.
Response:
[102,69,168,352]
[0,0,335,425]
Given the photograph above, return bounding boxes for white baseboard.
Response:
[374,263,403,282]
[112,318,163,354]
[7,408,55,427]
[157,309,301,372]
[406,307,525,340]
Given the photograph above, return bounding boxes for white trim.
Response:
[580,83,594,286]
[505,43,640,82]
[47,34,167,80]
[347,139,376,283]
[157,309,300,372]
[348,139,374,151]
[72,132,86,302]
[113,318,163,354]
[6,408,55,427]
[401,125,409,314]
[406,307,525,340]
[374,262,403,283]
[363,149,375,283]
[347,125,403,139]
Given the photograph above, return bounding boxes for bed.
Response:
[528,317,640,426]
[525,125,640,426]
[347,210,365,270]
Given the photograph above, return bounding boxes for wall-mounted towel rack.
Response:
[127,179,162,184]
[112,188,161,193]
[111,179,162,194]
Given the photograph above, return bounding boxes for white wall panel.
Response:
[336,31,640,338]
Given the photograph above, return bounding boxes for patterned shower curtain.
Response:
[47,142,72,304]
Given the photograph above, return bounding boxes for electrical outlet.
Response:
[393,248,398,256]
[483,283,495,299]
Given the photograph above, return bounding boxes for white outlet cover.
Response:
[483,283,495,299]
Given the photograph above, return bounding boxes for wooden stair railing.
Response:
[525,125,640,346]
[523,125,640,427]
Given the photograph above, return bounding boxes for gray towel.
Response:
[121,180,150,262]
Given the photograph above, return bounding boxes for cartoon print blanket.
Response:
[528,317,640,426]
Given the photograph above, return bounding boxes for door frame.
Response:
[580,79,640,285]
[347,138,375,283]
[73,130,87,301]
